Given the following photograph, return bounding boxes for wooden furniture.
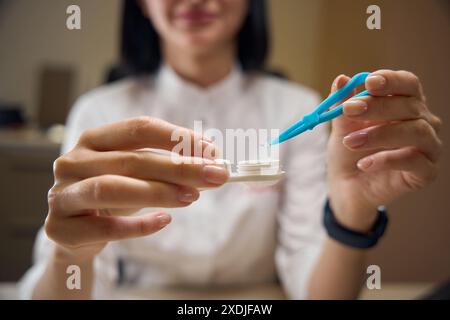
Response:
[0,282,437,300]
[0,128,60,281]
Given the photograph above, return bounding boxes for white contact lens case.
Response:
[215,159,285,187]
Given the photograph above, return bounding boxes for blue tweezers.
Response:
[271,72,371,145]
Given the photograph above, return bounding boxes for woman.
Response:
[20,0,442,299]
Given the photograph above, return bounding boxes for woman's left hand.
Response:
[327,70,442,232]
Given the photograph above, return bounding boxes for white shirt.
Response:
[19,65,328,299]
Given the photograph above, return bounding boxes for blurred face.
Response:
[141,0,249,55]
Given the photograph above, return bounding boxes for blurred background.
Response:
[0,0,449,299]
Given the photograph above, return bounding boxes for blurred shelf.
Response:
[0,128,60,155]
[0,128,59,281]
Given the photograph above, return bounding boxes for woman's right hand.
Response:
[45,116,229,260]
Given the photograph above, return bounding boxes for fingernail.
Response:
[177,187,198,203]
[155,213,171,227]
[332,75,344,91]
[343,100,368,116]
[203,165,229,185]
[201,140,217,159]
[366,75,386,90]
[332,80,338,92]
[343,132,368,148]
[357,157,374,170]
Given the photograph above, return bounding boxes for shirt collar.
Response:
[156,63,244,107]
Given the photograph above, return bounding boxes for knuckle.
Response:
[91,177,113,203]
[375,69,393,81]
[411,76,421,92]
[44,216,58,240]
[53,155,74,178]
[44,214,83,248]
[409,72,420,85]
[414,118,432,136]
[406,148,422,162]
[404,149,438,185]
[174,162,190,180]
[418,159,439,185]
[79,128,95,145]
[401,70,418,81]
[118,152,141,175]
[44,217,79,247]
[411,99,426,119]
[128,116,162,137]
[432,115,443,133]
[131,115,153,126]
[400,70,421,90]
[91,180,104,203]
[47,185,62,212]
[436,116,443,128]
[149,184,176,206]
[47,190,58,211]
[94,175,122,202]
[377,152,389,166]
[376,69,391,75]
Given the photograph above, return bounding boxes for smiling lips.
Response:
[175,10,218,26]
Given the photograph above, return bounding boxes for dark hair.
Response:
[116,0,269,79]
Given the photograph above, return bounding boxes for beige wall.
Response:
[1,0,449,282]
[0,0,122,121]
[267,0,323,88]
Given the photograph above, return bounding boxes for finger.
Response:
[56,175,200,212]
[98,208,140,216]
[50,211,172,246]
[330,74,356,96]
[343,96,433,123]
[366,70,423,98]
[330,75,368,137]
[54,150,229,188]
[356,147,438,189]
[430,114,443,134]
[78,116,217,157]
[330,74,345,93]
[342,120,442,162]
[342,94,442,134]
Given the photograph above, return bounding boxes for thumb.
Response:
[330,74,350,94]
[330,75,363,138]
[71,211,172,244]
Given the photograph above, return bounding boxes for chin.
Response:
[179,30,223,52]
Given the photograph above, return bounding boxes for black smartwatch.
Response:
[323,199,388,249]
